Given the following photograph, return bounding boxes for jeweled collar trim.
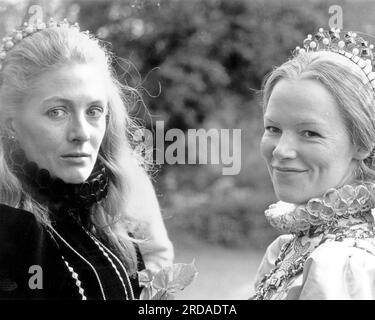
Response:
[265,183,375,234]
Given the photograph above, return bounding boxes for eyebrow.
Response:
[42,96,107,106]
[296,121,325,126]
[264,117,325,126]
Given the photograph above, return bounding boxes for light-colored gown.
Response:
[252,203,375,299]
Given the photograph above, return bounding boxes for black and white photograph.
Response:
[0,0,375,309]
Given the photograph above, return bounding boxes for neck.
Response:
[4,140,109,224]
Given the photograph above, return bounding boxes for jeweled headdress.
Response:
[0,18,86,71]
[294,27,375,91]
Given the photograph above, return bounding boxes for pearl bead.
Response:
[307,34,312,40]
[322,38,329,45]
[309,41,317,49]
[0,52,6,60]
[4,41,14,50]
[319,28,324,33]
[14,32,23,41]
[299,48,306,53]
[338,41,345,49]
[352,48,360,56]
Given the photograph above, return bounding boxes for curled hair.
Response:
[0,26,152,274]
[262,51,375,182]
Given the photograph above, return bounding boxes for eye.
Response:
[265,126,281,134]
[302,130,321,138]
[46,107,68,119]
[87,105,104,118]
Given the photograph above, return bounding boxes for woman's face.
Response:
[11,63,109,184]
[260,79,360,204]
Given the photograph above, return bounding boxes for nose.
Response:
[68,113,90,143]
[272,132,297,161]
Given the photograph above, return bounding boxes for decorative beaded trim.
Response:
[48,226,107,300]
[251,221,375,300]
[61,256,87,300]
[0,18,90,71]
[84,230,131,300]
[295,28,375,91]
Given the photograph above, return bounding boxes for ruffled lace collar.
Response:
[265,183,375,235]
[5,141,109,224]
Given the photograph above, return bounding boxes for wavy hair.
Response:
[262,50,375,182]
[0,26,152,274]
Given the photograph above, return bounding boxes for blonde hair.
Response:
[262,51,375,182]
[0,26,151,274]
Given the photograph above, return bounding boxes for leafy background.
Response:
[1,0,375,299]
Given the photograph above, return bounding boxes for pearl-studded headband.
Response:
[295,27,375,92]
[0,18,89,71]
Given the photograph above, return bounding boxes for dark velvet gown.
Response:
[0,145,144,300]
[0,203,144,300]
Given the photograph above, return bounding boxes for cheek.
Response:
[16,119,62,156]
[304,144,344,173]
[260,135,273,163]
[93,121,106,148]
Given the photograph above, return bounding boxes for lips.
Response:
[273,166,307,173]
[61,153,90,158]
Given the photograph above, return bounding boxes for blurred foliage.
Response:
[73,0,327,249]
[76,0,327,130]
[2,0,375,249]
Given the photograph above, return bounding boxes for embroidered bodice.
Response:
[252,183,375,300]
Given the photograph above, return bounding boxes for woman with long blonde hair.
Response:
[0,18,173,299]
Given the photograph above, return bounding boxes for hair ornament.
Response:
[295,27,375,91]
[0,18,87,71]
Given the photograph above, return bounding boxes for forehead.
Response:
[265,79,344,127]
[29,63,109,102]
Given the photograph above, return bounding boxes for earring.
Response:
[7,133,15,140]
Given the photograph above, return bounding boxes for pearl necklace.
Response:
[48,226,107,299]
[50,221,137,300]
[80,225,135,300]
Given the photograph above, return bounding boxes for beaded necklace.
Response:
[79,224,135,300]
[6,142,137,300]
[252,183,375,300]
[48,226,107,300]
[251,235,315,300]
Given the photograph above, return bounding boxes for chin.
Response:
[59,170,91,184]
[275,188,310,205]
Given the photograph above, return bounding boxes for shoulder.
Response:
[299,238,375,299]
[261,234,294,268]
[308,237,375,270]
[253,234,294,288]
[0,203,44,242]
[0,203,40,223]
[0,203,47,264]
